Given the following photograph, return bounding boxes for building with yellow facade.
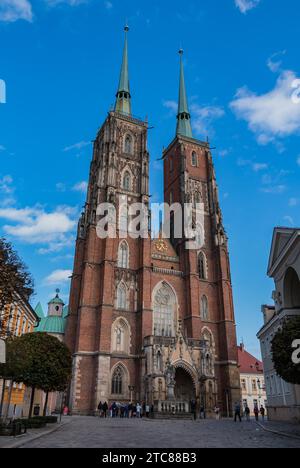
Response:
[0,294,39,419]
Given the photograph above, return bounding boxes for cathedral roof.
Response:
[115,26,131,116]
[34,302,45,319]
[36,315,66,335]
[176,50,193,139]
[34,296,68,335]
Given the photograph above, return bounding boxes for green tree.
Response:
[0,333,72,418]
[271,316,300,385]
[0,238,34,339]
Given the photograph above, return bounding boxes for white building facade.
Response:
[257,228,300,422]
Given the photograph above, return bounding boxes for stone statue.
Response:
[165,362,176,401]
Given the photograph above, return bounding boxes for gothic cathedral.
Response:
[65,27,241,416]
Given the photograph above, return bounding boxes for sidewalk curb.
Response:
[257,422,300,441]
[2,420,72,449]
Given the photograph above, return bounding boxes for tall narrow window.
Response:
[123,171,131,191]
[198,252,207,279]
[191,152,197,167]
[153,282,176,337]
[117,284,127,310]
[111,366,123,395]
[124,135,133,154]
[112,318,130,354]
[200,295,209,320]
[118,241,129,269]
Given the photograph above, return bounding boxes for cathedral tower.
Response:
[65,34,240,416]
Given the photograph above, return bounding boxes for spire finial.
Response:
[115,25,131,116]
[176,48,193,138]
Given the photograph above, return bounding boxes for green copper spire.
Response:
[115,25,131,116]
[176,49,193,138]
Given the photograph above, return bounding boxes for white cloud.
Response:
[260,169,288,194]
[44,269,72,285]
[261,185,286,194]
[0,0,33,23]
[72,181,88,193]
[63,141,91,152]
[0,175,14,194]
[104,1,113,9]
[237,159,268,172]
[230,70,300,143]
[283,215,294,226]
[289,198,299,207]
[56,182,67,192]
[0,205,76,251]
[267,50,286,73]
[219,149,230,157]
[163,100,225,137]
[235,0,260,14]
[45,0,87,6]
[252,163,268,172]
[163,100,178,114]
[190,104,225,137]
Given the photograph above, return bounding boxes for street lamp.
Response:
[128,385,135,403]
[257,379,262,408]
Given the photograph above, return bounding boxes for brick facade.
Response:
[64,108,240,416]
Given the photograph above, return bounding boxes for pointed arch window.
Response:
[123,171,131,191]
[124,134,133,154]
[198,252,207,280]
[191,152,197,167]
[117,283,127,310]
[153,283,176,337]
[118,241,129,269]
[112,318,131,354]
[111,366,124,395]
[200,295,209,321]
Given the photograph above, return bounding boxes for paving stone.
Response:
[19,416,300,448]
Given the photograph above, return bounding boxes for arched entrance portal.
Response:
[174,368,196,402]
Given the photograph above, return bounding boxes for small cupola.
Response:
[48,289,65,317]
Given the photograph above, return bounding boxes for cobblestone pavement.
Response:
[19,417,300,448]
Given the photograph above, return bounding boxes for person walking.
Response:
[199,405,206,420]
[112,402,117,418]
[98,401,103,418]
[191,400,197,420]
[254,404,259,422]
[145,404,150,418]
[136,403,142,418]
[260,406,265,422]
[102,401,108,418]
[244,405,251,422]
[234,402,242,423]
[214,406,220,421]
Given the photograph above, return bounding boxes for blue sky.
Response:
[1,0,300,357]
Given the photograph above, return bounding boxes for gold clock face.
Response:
[155,240,168,253]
